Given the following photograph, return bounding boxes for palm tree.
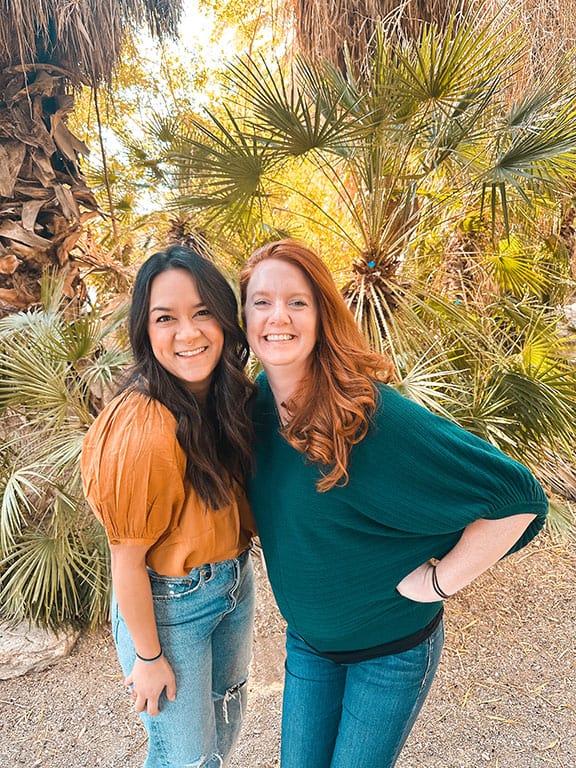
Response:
[289,0,462,72]
[0,0,182,316]
[154,9,576,531]
[0,274,130,628]
[288,0,576,80]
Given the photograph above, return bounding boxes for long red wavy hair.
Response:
[240,239,395,491]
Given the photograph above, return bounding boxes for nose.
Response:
[176,317,202,340]
[269,300,291,324]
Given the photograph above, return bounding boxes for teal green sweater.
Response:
[248,375,548,652]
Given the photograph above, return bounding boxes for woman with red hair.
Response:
[240,239,548,768]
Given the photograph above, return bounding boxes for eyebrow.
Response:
[250,290,311,298]
[149,302,206,313]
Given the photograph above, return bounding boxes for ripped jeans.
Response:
[112,548,255,768]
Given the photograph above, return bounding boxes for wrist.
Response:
[135,648,164,664]
[429,562,452,600]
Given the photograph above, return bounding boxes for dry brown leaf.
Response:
[53,184,81,222]
[4,241,50,264]
[51,114,90,161]
[0,141,26,197]
[0,220,51,248]
[0,254,20,274]
[30,148,56,186]
[21,200,45,231]
[0,287,32,309]
[12,183,51,200]
[9,70,57,101]
[56,230,83,266]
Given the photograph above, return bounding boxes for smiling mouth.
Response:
[264,334,294,341]
[176,347,208,357]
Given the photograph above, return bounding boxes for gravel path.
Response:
[1,537,574,767]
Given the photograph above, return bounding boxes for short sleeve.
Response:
[81,391,187,546]
[346,385,548,552]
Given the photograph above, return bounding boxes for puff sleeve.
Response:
[81,391,187,546]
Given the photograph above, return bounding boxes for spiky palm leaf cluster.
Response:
[0,275,129,628]
[147,8,576,532]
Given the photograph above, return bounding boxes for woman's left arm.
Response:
[396,513,537,603]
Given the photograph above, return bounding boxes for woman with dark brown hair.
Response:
[82,245,256,768]
[240,239,548,768]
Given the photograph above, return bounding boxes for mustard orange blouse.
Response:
[81,390,255,576]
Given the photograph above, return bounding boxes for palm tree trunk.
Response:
[0,64,98,315]
[291,0,467,72]
[0,0,183,316]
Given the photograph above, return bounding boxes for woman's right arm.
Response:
[110,543,176,716]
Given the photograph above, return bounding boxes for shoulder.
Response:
[372,382,439,430]
[371,381,547,501]
[373,382,475,438]
[368,382,511,467]
[89,390,176,434]
[83,390,179,461]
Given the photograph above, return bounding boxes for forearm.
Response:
[397,513,537,602]
[110,544,176,715]
[111,546,160,658]
[435,513,537,595]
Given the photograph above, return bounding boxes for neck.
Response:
[264,365,306,415]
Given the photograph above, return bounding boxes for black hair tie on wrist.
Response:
[136,648,164,664]
[431,564,451,600]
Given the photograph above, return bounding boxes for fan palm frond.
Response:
[0,463,45,553]
[0,524,109,629]
[0,276,128,628]
[224,55,372,158]
[483,237,548,297]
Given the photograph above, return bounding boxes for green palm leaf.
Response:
[0,276,127,628]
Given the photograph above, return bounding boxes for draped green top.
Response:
[248,375,548,652]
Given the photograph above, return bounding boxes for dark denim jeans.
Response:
[281,619,444,768]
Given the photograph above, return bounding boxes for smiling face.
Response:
[147,268,224,398]
[244,258,318,383]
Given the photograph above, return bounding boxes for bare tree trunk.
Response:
[0,65,99,315]
[291,0,466,72]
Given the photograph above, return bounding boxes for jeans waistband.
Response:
[148,545,252,582]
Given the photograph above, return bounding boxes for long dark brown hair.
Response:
[240,239,394,491]
[124,245,254,508]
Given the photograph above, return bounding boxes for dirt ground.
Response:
[0,536,574,768]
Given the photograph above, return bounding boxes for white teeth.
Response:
[265,334,294,341]
[177,347,207,357]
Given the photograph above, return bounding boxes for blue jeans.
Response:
[281,620,444,768]
[112,548,255,768]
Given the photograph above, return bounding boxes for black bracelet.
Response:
[136,648,164,664]
[430,564,451,600]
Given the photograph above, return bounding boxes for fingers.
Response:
[124,657,178,715]
[124,676,176,715]
[166,677,177,702]
[144,693,161,717]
